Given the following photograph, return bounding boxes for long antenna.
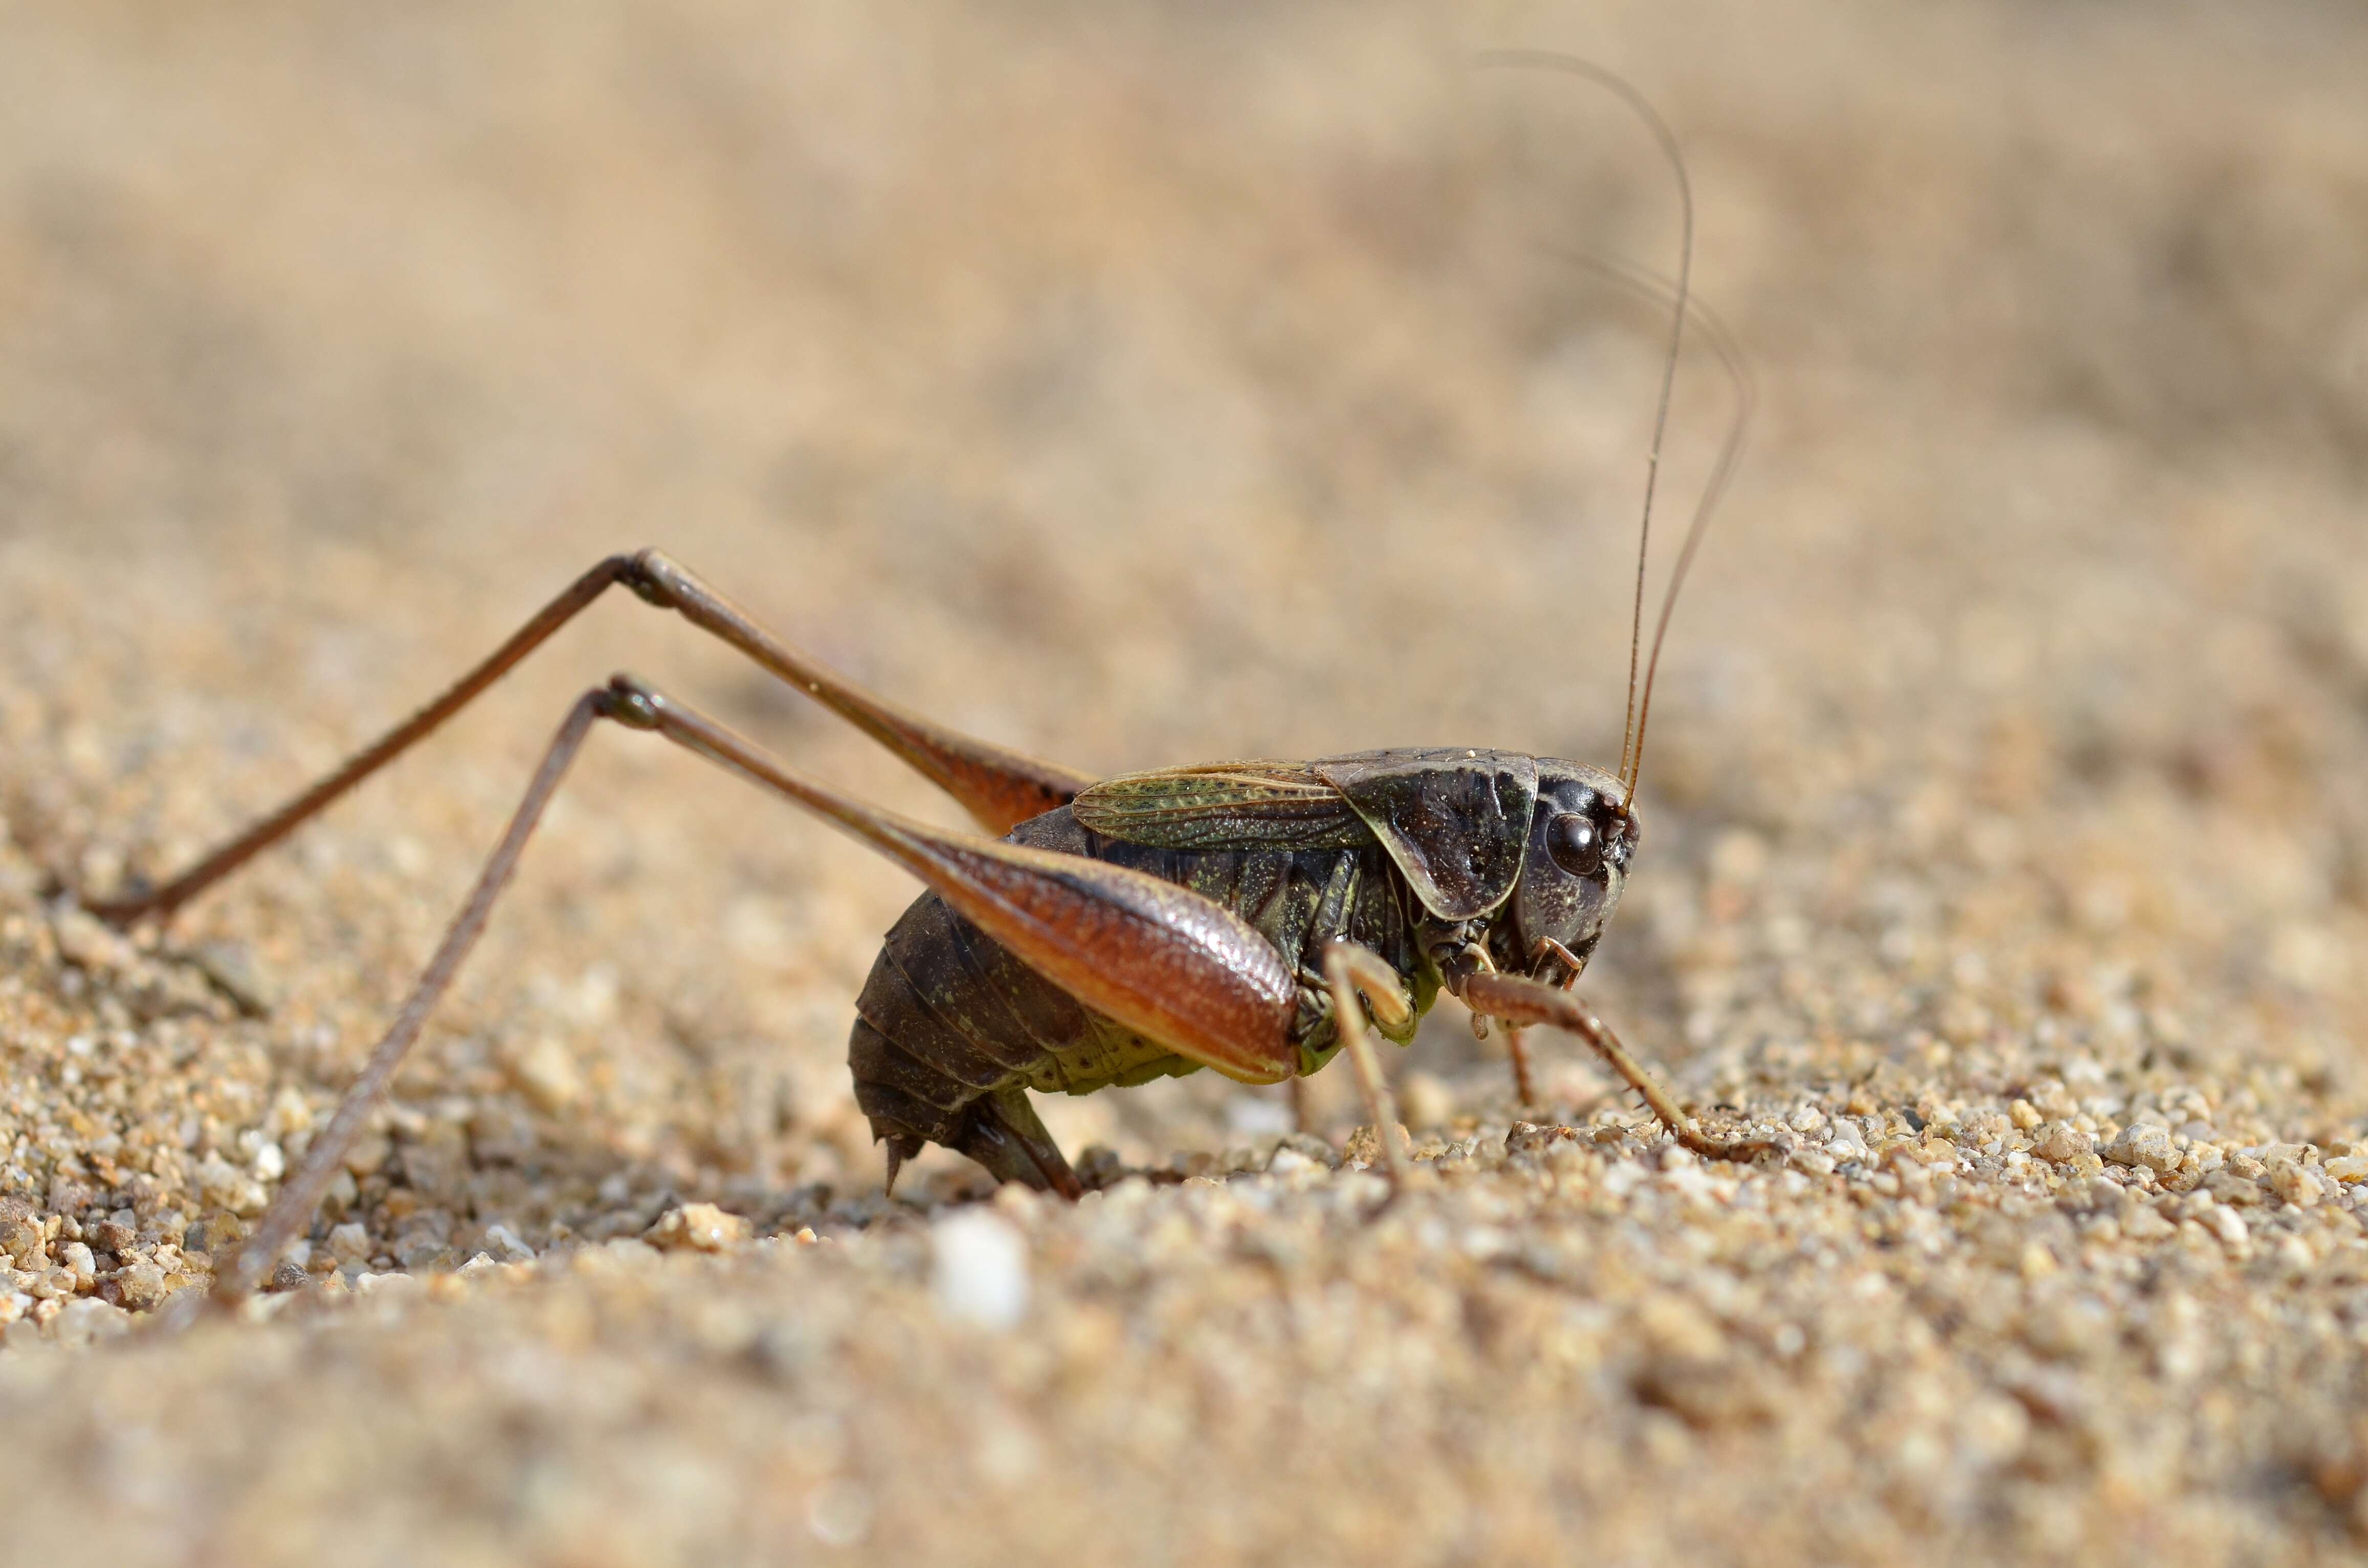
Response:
[1472,51,1724,803]
[1582,256,1754,804]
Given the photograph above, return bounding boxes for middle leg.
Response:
[1323,939,1415,1192]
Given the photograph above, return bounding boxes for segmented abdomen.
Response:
[848,805,1420,1163]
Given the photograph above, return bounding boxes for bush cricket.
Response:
[81,56,1775,1306]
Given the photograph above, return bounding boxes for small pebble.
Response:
[113,1264,168,1311]
[0,1211,43,1270]
[194,1154,267,1217]
[807,1478,873,1547]
[645,1203,751,1253]
[481,1223,535,1263]
[47,1298,129,1347]
[2270,1164,2326,1209]
[2104,1122,2179,1173]
[47,907,133,977]
[2121,1205,2175,1241]
[188,941,280,1017]
[931,1209,1029,1331]
[1397,1073,1454,1133]
[1267,1147,1322,1180]
[2198,1205,2249,1249]
[2036,1124,2093,1165]
[503,1037,584,1115]
[327,1223,374,1268]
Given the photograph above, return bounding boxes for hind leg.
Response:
[871,1080,1084,1203]
[88,549,1092,928]
[954,1086,1084,1200]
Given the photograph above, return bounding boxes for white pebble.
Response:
[1267,1147,1321,1179]
[2104,1122,2178,1172]
[2271,1164,2326,1208]
[644,1203,750,1253]
[2198,1204,2248,1249]
[50,1298,130,1347]
[482,1223,535,1263]
[327,1223,374,1267]
[930,1209,1029,1331]
[806,1478,873,1546]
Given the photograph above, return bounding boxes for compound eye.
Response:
[1546,813,1604,878]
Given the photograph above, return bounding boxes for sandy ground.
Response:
[3,2,2367,1563]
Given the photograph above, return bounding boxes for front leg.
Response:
[1283,852,1394,1136]
[1459,970,1781,1162]
[1413,914,1540,1109]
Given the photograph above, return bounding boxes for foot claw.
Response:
[1682,1131,1789,1163]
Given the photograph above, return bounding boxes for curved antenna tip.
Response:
[1475,52,1743,807]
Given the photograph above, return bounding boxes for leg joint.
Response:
[597,673,666,730]
[619,547,686,608]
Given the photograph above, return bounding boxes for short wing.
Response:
[1314,748,1539,921]
[1073,761,1373,852]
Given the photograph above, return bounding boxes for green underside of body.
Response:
[1023,963,1440,1098]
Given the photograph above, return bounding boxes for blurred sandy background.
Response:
[1,2,2365,1563]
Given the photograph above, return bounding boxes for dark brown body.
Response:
[851,803,1435,1190]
